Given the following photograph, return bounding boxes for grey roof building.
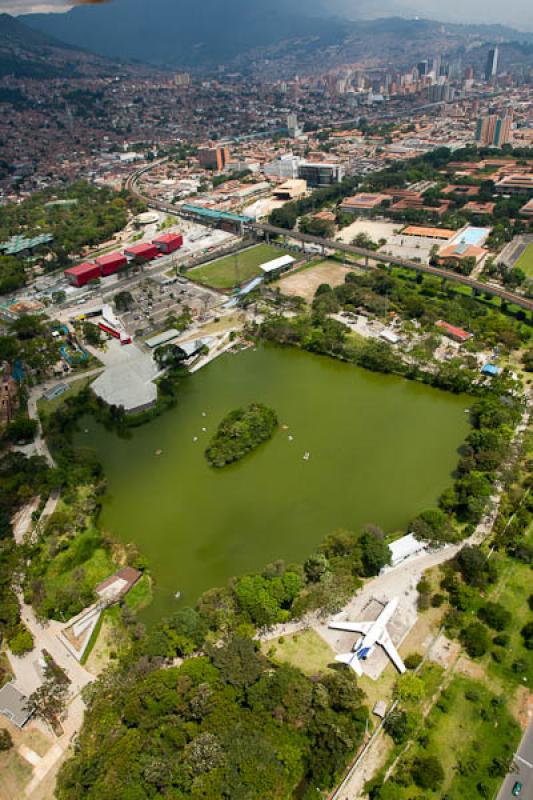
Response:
[0,683,33,728]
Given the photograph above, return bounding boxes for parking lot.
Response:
[119,277,223,337]
[379,233,445,264]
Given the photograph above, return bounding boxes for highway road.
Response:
[497,720,533,800]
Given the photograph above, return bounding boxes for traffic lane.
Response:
[497,764,533,799]
[497,720,533,799]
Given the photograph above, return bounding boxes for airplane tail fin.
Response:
[335,653,354,665]
[335,653,363,676]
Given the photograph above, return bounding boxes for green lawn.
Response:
[37,376,94,419]
[516,242,533,277]
[485,526,533,689]
[262,629,335,676]
[376,676,520,800]
[124,574,153,612]
[188,244,292,290]
[37,529,115,621]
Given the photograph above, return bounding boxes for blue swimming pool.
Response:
[453,226,491,246]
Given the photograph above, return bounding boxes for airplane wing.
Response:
[335,653,363,676]
[328,621,373,635]
[378,630,406,674]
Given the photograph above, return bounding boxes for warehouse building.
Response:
[387,534,426,568]
[435,320,472,343]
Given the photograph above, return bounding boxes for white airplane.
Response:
[328,597,406,676]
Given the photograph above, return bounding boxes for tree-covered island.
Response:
[205,403,278,468]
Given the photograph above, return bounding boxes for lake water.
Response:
[78,345,470,621]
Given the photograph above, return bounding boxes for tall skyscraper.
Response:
[287,113,302,138]
[475,112,512,147]
[485,47,499,81]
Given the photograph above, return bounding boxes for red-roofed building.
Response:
[64,262,100,287]
[152,233,183,254]
[520,198,533,218]
[95,252,127,276]
[463,201,496,216]
[124,242,159,262]
[340,193,389,214]
[435,320,472,343]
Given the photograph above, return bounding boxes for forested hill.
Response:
[24,0,345,68]
[0,13,145,79]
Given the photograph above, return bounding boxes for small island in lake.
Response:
[205,402,278,467]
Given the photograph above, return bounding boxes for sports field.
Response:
[189,244,291,290]
[516,242,533,277]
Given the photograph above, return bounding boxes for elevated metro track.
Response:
[251,223,533,314]
[125,166,533,315]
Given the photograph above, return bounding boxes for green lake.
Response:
[78,345,470,621]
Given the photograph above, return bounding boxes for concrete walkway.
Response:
[7,599,95,798]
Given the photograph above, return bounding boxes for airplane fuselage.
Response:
[329,596,405,676]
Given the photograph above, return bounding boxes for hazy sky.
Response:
[1,0,532,31]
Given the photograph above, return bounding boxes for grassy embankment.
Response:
[516,242,533,277]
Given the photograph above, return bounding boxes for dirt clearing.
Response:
[277,260,351,302]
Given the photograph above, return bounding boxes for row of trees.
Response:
[0,451,53,653]
[142,525,390,666]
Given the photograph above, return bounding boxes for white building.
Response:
[260,254,296,275]
[264,155,301,180]
[387,534,426,568]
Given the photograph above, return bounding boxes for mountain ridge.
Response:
[15,2,533,75]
